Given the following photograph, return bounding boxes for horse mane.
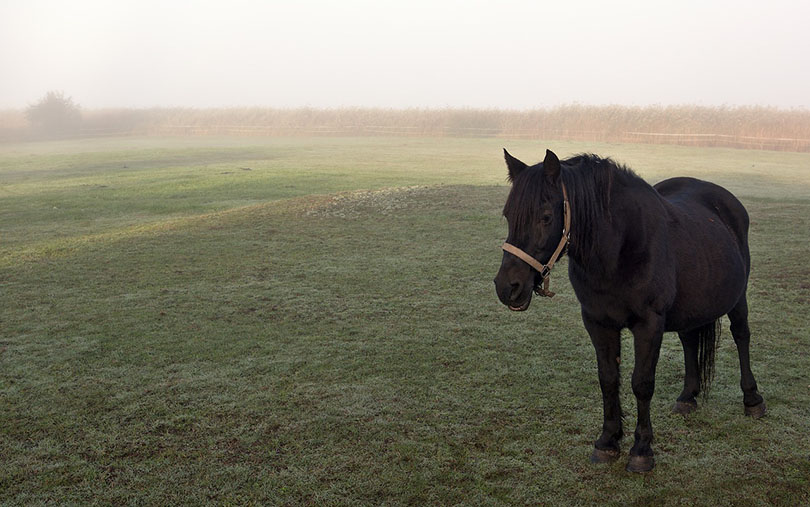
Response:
[504,153,649,264]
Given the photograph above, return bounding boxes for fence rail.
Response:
[143,125,810,151]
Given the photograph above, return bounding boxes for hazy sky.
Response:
[1,0,808,109]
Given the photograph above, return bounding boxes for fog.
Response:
[2,0,808,109]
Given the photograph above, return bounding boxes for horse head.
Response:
[494,149,569,310]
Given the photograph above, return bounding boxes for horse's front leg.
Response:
[627,313,665,473]
[582,312,623,464]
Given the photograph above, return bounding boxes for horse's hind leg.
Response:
[673,329,700,414]
[728,293,766,418]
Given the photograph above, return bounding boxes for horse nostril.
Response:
[510,281,522,300]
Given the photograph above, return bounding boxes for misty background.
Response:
[2,0,809,110]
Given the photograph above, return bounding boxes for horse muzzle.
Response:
[493,270,535,311]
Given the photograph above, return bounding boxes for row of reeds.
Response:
[2,105,809,151]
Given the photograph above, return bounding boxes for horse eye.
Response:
[542,214,553,225]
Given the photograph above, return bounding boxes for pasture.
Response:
[1,136,809,504]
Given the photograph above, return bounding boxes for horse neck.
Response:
[564,169,654,276]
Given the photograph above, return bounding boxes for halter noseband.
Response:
[501,183,571,298]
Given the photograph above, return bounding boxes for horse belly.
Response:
[664,226,747,332]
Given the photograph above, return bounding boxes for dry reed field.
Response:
[2,105,810,151]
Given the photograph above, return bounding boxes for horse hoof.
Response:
[672,400,697,415]
[744,400,767,419]
[590,448,620,464]
[626,455,655,473]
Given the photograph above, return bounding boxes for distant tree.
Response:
[26,91,82,137]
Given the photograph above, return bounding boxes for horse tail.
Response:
[698,319,722,398]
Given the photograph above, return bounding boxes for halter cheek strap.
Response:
[501,183,570,298]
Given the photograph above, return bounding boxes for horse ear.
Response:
[543,149,561,182]
[504,149,528,182]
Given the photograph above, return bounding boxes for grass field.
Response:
[1,136,809,504]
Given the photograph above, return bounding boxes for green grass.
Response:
[1,137,809,504]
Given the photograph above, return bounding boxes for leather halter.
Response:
[501,183,571,298]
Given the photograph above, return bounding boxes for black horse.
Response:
[494,149,766,472]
